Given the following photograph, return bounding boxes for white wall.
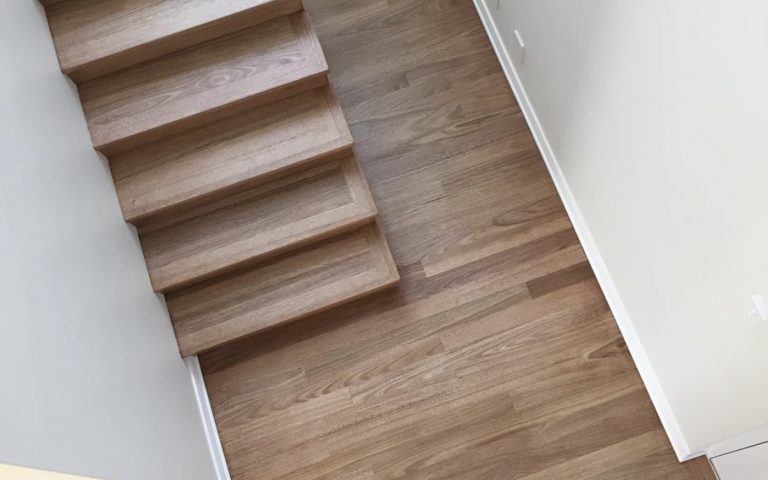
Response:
[0,2,217,479]
[477,0,768,458]
[712,442,768,480]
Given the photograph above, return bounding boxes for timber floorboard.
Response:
[200,1,716,478]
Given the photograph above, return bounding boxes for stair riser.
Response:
[59,0,304,82]
[93,72,328,156]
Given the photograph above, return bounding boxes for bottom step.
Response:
[167,223,399,356]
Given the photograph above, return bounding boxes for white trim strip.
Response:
[472,0,695,461]
[708,425,768,459]
[185,356,232,480]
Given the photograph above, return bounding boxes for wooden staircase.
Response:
[42,0,399,356]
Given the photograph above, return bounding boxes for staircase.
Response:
[42,0,399,356]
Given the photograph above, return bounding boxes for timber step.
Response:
[141,156,377,293]
[111,86,352,227]
[45,0,303,82]
[79,11,327,155]
[167,223,399,356]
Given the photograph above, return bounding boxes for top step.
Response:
[45,0,303,82]
[79,11,328,156]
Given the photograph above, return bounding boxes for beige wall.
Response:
[0,464,99,480]
[0,3,216,479]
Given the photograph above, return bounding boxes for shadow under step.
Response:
[141,155,377,293]
[167,223,399,357]
[79,11,327,155]
[45,0,303,82]
[111,86,352,227]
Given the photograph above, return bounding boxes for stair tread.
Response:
[141,156,377,293]
[46,0,303,82]
[80,11,327,154]
[167,223,399,356]
[111,86,352,225]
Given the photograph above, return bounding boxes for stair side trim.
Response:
[185,356,231,480]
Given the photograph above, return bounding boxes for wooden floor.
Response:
[200,1,715,478]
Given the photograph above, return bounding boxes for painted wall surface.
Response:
[480,0,768,454]
[712,442,768,480]
[0,464,100,480]
[0,3,217,479]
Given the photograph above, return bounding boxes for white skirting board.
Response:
[472,0,696,462]
[185,356,232,480]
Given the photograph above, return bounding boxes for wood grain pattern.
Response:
[141,156,377,293]
[52,1,400,360]
[199,0,715,478]
[45,0,303,82]
[79,11,328,155]
[111,86,352,226]
[168,223,399,356]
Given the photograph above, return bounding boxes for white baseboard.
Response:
[472,0,696,462]
[185,356,232,480]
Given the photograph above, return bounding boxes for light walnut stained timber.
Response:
[42,0,400,357]
[45,0,303,82]
[199,0,716,478]
[167,223,399,356]
[141,156,377,293]
[111,87,352,226]
[79,11,327,155]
